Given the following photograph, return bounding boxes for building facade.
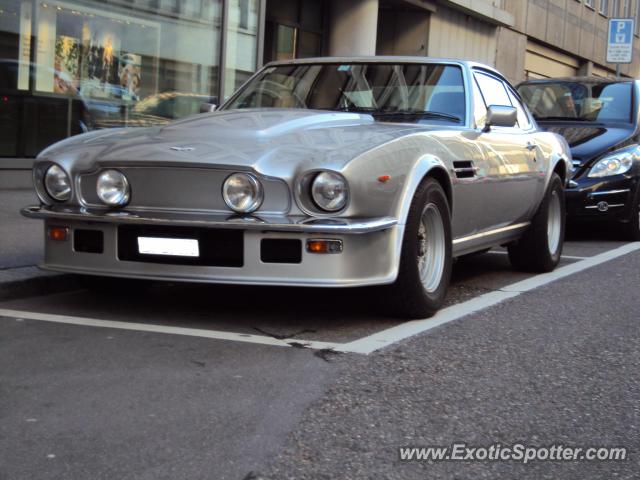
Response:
[1,0,638,167]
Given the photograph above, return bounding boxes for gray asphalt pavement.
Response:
[260,250,640,479]
[0,236,637,479]
[0,172,42,269]
[0,320,336,480]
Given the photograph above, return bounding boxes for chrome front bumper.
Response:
[21,205,397,234]
[21,206,402,287]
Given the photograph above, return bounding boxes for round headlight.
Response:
[222,172,263,213]
[44,164,72,201]
[311,171,348,212]
[96,170,130,207]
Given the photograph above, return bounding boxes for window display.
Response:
[0,0,261,160]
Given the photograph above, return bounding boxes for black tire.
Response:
[508,173,565,272]
[385,178,452,319]
[621,185,640,241]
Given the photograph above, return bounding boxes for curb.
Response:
[0,267,81,301]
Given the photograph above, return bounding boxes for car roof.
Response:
[264,56,502,77]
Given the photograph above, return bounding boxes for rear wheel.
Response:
[508,173,565,272]
[385,178,452,319]
[621,185,640,241]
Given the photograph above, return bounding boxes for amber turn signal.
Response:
[306,239,343,254]
[48,226,69,242]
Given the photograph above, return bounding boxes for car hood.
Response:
[41,109,424,175]
[537,121,635,167]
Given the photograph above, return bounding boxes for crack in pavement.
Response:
[313,348,342,363]
[251,326,317,340]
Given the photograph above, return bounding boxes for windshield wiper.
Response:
[373,110,461,123]
[534,116,591,122]
[329,106,379,113]
[329,108,461,123]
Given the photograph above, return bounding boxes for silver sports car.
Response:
[22,57,572,318]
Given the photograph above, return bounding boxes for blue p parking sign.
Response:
[607,18,635,64]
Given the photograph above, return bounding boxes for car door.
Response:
[505,84,546,208]
[472,70,540,228]
[448,72,494,240]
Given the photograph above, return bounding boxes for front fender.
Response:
[396,155,453,226]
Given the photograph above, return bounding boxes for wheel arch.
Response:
[552,156,568,185]
[397,155,453,227]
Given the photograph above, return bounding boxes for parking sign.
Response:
[607,18,635,64]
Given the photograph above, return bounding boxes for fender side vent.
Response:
[453,161,477,179]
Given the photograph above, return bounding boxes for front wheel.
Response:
[508,173,565,272]
[385,178,452,319]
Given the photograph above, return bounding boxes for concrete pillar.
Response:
[577,61,594,77]
[328,0,379,56]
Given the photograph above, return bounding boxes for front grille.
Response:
[117,225,243,267]
[79,167,289,214]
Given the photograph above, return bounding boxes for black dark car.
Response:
[518,77,640,240]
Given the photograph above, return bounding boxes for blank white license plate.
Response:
[137,237,200,257]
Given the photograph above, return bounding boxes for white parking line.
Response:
[2,242,639,355]
[339,242,640,354]
[0,309,342,351]
[487,250,588,261]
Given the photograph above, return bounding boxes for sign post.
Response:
[607,18,635,78]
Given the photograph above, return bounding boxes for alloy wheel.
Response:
[417,203,446,293]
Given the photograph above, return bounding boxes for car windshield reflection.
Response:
[518,80,633,124]
[222,63,467,125]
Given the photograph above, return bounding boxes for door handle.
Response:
[526,141,537,151]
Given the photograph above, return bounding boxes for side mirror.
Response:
[200,102,217,113]
[484,105,517,131]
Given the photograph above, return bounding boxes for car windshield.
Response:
[222,63,466,125]
[517,80,633,123]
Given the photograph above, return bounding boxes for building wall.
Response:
[427,5,498,66]
[501,0,640,82]
[365,0,640,83]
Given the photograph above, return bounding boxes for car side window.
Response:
[472,77,488,129]
[506,88,531,130]
[474,72,512,109]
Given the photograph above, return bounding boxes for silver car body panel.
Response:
[24,57,572,286]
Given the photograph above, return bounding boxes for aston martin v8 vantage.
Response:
[22,57,572,318]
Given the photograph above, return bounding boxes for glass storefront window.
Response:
[33,0,222,127]
[0,0,26,156]
[1,0,254,159]
[223,0,259,99]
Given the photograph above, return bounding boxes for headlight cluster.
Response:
[44,164,72,201]
[41,164,131,207]
[588,147,638,178]
[222,170,348,214]
[41,164,349,216]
